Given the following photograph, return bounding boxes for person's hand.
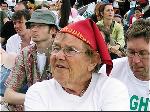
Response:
[108,45,122,57]
[111,44,120,50]
[0,48,17,68]
[0,48,7,64]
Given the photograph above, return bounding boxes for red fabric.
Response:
[129,15,134,27]
[60,18,113,75]
[138,0,148,4]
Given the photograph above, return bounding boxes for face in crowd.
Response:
[127,37,149,80]
[14,2,26,12]
[29,23,57,43]
[126,19,150,81]
[13,16,28,37]
[1,2,8,11]
[102,4,114,20]
[12,10,31,37]
[50,33,100,88]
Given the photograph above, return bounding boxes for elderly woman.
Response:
[24,19,129,111]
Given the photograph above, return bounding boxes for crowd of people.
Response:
[0,0,149,111]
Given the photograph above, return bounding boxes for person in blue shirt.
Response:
[0,47,16,96]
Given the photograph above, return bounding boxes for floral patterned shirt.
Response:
[5,44,51,111]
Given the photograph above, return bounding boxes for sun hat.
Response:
[26,9,58,28]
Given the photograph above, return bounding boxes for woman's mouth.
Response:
[56,64,68,69]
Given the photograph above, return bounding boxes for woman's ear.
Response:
[88,53,101,72]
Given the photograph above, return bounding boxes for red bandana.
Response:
[60,18,113,75]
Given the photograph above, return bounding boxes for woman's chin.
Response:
[54,67,69,75]
[53,71,68,81]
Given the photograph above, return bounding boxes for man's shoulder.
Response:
[7,34,20,42]
[109,57,131,81]
[21,44,36,55]
[111,57,129,72]
[99,57,129,76]
[112,57,128,65]
[96,74,129,97]
[96,73,126,86]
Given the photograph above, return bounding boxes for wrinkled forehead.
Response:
[54,33,85,47]
[127,37,150,49]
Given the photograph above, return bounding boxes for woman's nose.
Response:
[55,49,66,60]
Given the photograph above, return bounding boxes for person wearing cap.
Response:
[24,18,129,111]
[4,9,58,111]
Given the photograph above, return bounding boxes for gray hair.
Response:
[125,19,150,43]
[83,43,101,73]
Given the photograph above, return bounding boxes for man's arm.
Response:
[4,51,27,105]
[4,88,25,104]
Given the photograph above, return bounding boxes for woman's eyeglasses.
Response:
[51,45,85,57]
